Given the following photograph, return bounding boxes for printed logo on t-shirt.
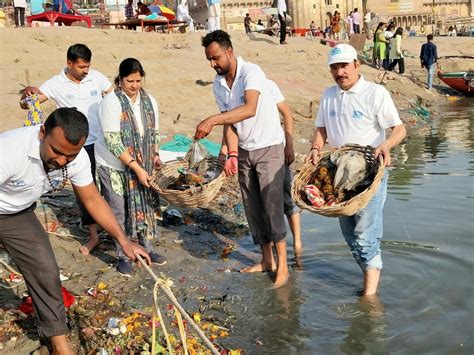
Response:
[90,90,98,97]
[65,94,74,100]
[11,179,26,187]
[330,109,337,117]
[352,110,364,119]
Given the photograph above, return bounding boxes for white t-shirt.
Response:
[268,80,285,104]
[277,0,287,16]
[40,69,112,146]
[213,57,284,151]
[0,126,93,214]
[95,91,159,171]
[13,0,27,7]
[364,12,371,23]
[351,11,361,25]
[315,76,402,148]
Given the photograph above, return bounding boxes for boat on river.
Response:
[437,71,474,94]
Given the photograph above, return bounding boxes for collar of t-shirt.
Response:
[60,68,94,85]
[336,75,366,96]
[217,56,245,91]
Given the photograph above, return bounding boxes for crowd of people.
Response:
[1,30,409,352]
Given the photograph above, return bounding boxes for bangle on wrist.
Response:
[127,158,136,167]
[227,154,238,159]
[310,144,321,152]
[228,150,238,155]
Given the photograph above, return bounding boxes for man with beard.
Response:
[20,43,113,256]
[305,44,406,295]
[195,30,289,288]
[0,108,150,354]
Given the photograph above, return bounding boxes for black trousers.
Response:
[0,204,68,337]
[74,143,97,226]
[388,58,405,74]
[14,7,25,27]
[278,12,287,43]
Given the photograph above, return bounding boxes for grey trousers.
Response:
[238,144,287,245]
[0,204,68,338]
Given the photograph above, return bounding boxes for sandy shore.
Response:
[0,27,473,353]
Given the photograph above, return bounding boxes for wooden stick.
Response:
[136,255,219,355]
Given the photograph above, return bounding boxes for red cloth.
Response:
[18,287,75,315]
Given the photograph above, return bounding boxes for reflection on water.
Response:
[222,99,474,353]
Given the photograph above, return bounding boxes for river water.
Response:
[214,98,474,354]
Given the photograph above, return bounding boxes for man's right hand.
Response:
[122,241,151,265]
[23,86,41,96]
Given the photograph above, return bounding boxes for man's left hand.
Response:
[375,143,392,167]
[284,143,295,166]
[122,241,151,265]
[195,117,215,139]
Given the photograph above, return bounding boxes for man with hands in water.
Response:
[305,44,406,295]
[0,108,150,354]
[195,30,289,288]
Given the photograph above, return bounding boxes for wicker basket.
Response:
[291,144,384,217]
[150,159,226,208]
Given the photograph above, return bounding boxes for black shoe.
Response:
[149,251,167,266]
[117,258,133,277]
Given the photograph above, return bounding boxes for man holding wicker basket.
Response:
[305,44,406,295]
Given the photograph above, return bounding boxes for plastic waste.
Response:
[162,209,183,226]
[186,139,208,170]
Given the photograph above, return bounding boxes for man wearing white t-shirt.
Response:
[306,44,406,295]
[21,44,113,256]
[0,108,150,354]
[351,8,361,34]
[363,9,371,39]
[195,30,289,288]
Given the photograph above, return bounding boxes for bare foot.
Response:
[240,261,276,273]
[273,268,290,289]
[79,237,99,256]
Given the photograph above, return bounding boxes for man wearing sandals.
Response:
[195,30,289,288]
[0,108,150,354]
[306,44,406,295]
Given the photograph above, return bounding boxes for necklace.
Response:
[46,166,69,192]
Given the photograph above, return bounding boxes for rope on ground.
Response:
[136,255,220,355]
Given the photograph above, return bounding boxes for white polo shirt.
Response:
[213,57,284,151]
[95,91,159,171]
[315,75,402,148]
[40,69,112,146]
[0,126,93,214]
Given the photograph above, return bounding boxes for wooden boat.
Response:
[438,71,474,94]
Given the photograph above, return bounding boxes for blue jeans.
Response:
[339,170,388,271]
[426,63,436,89]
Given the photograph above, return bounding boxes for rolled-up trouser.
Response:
[338,170,388,271]
[0,204,67,338]
[283,166,300,217]
[238,144,287,245]
[75,143,97,226]
[96,165,153,259]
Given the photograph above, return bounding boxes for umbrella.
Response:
[148,4,176,20]
[261,7,292,20]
